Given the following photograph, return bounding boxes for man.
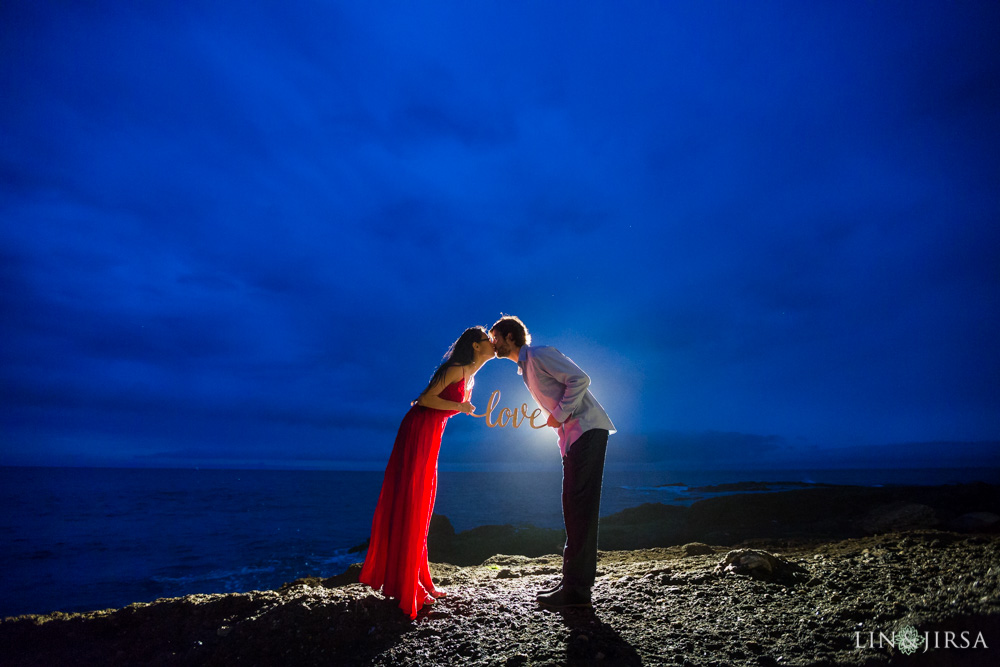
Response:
[490,315,615,609]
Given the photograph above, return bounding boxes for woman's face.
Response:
[473,333,495,361]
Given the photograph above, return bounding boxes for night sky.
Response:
[2,2,998,471]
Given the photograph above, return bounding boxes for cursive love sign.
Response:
[471,390,547,429]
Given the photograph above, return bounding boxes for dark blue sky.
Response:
[2,1,998,470]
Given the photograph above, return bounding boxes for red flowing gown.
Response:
[359,377,466,619]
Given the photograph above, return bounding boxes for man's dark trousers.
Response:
[561,428,609,590]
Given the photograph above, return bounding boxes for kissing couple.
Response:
[359,315,615,619]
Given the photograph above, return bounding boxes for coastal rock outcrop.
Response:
[423,482,1000,566]
[427,515,565,567]
[860,502,939,534]
[951,512,1000,533]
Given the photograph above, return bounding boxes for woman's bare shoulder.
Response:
[442,364,465,385]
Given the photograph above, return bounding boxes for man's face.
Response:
[490,329,513,359]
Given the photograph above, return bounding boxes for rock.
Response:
[718,549,780,576]
[279,562,364,591]
[717,549,807,584]
[429,521,564,566]
[860,502,938,534]
[322,563,363,588]
[950,512,1000,532]
[599,503,688,550]
[482,555,534,567]
[427,513,457,556]
[681,542,715,556]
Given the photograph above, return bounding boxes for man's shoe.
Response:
[536,586,592,609]
[536,579,563,597]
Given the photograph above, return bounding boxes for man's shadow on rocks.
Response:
[557,607,643,666]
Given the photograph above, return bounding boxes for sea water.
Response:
[1,466,997,618]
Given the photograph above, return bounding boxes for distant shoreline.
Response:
[2,463,1000,479]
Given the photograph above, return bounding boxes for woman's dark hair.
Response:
[418,326,488,398]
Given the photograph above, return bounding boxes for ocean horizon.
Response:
[2,465,998,619]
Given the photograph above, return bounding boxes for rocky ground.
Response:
[3,484,999,666]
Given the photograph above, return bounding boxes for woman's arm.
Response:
[416,365,475,413]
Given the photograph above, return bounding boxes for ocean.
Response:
[1,465,997,618]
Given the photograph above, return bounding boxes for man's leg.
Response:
[560,428,609,592]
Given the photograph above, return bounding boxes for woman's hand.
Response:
[459,402,476,414]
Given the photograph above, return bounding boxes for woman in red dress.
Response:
[359,326,494,618]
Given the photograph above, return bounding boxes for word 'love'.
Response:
[472,390,547,429]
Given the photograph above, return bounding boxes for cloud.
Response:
[2,1,999,467]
